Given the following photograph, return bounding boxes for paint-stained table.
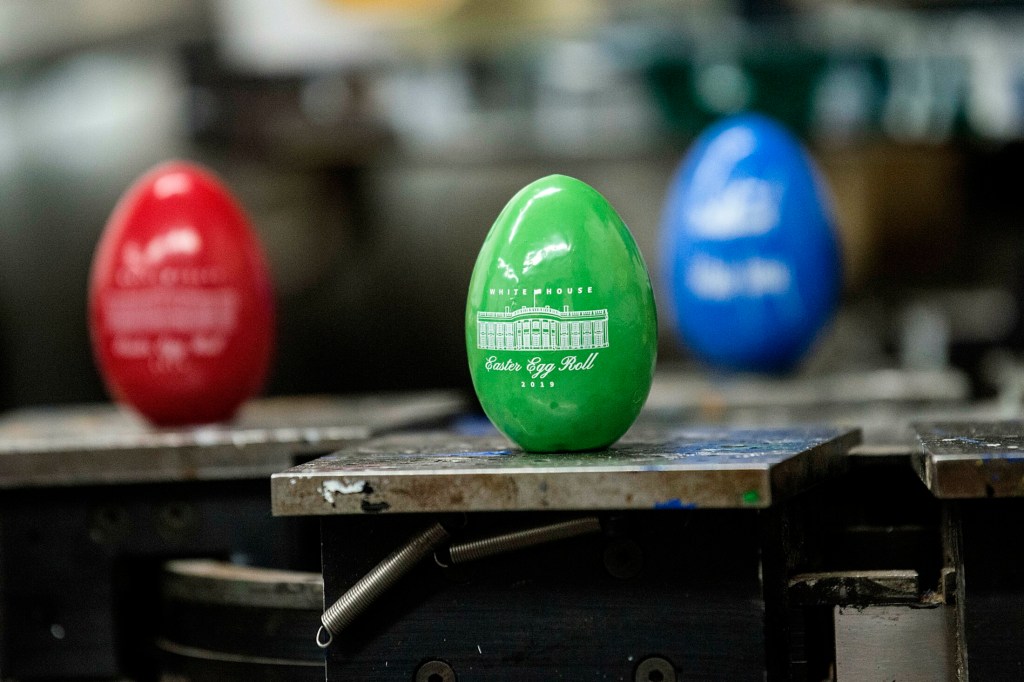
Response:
[0,392,465,680]
[914,421,1024,679]
[914,421,1024,499]
[273,426,860,681]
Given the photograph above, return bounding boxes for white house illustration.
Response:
[477,305,609,351]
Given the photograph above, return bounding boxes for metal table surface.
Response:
[644,367,991,446]
[647,367,970,410]
[913,420,1024,498]
[272,426,861,516]
[0,391,465,488]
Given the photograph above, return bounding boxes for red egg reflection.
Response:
[89,161,275,426]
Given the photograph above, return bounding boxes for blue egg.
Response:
[661,113,842,372]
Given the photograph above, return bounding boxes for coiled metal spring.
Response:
[317,522,450,648]
[316,516,602,647]
[443,516,601,566]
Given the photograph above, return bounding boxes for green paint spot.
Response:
[742,489,761,505]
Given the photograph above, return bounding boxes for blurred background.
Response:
[3,0,1024,412]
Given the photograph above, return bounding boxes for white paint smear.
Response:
[320,479,367,505]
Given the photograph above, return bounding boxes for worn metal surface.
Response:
[272,426,860,516]
[914,421,1024,498]
[0,392,464,487]
[833,605,956,681]
[648,367,970,410]
[162,559,323,610]
[788,570,920,606]
[644,367,992,446]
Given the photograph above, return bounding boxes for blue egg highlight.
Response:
[661,113,842,372]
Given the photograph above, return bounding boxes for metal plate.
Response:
[647,367,970,410]
[644,367,986,446]
[914,421,1024,498]
[0,392,464,488]
[834,605,956,681]
[787,570,920,606]
[271,426,860,515]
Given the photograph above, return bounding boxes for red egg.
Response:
[89,161,275,426]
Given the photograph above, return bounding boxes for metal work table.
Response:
[643,366,976,446]
[273,426,859,682]
[272,426,857,515]
[0,391,465,487]
[0,391,466,680]
[913,420,1024,680]
[915,420,1024,498]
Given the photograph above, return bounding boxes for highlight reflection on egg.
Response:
[89,161,275,426]
[661,114,842,372]
[466,174,657,452]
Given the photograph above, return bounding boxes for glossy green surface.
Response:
[466,175,657,452]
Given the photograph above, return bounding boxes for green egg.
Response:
[465,174,657,452]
